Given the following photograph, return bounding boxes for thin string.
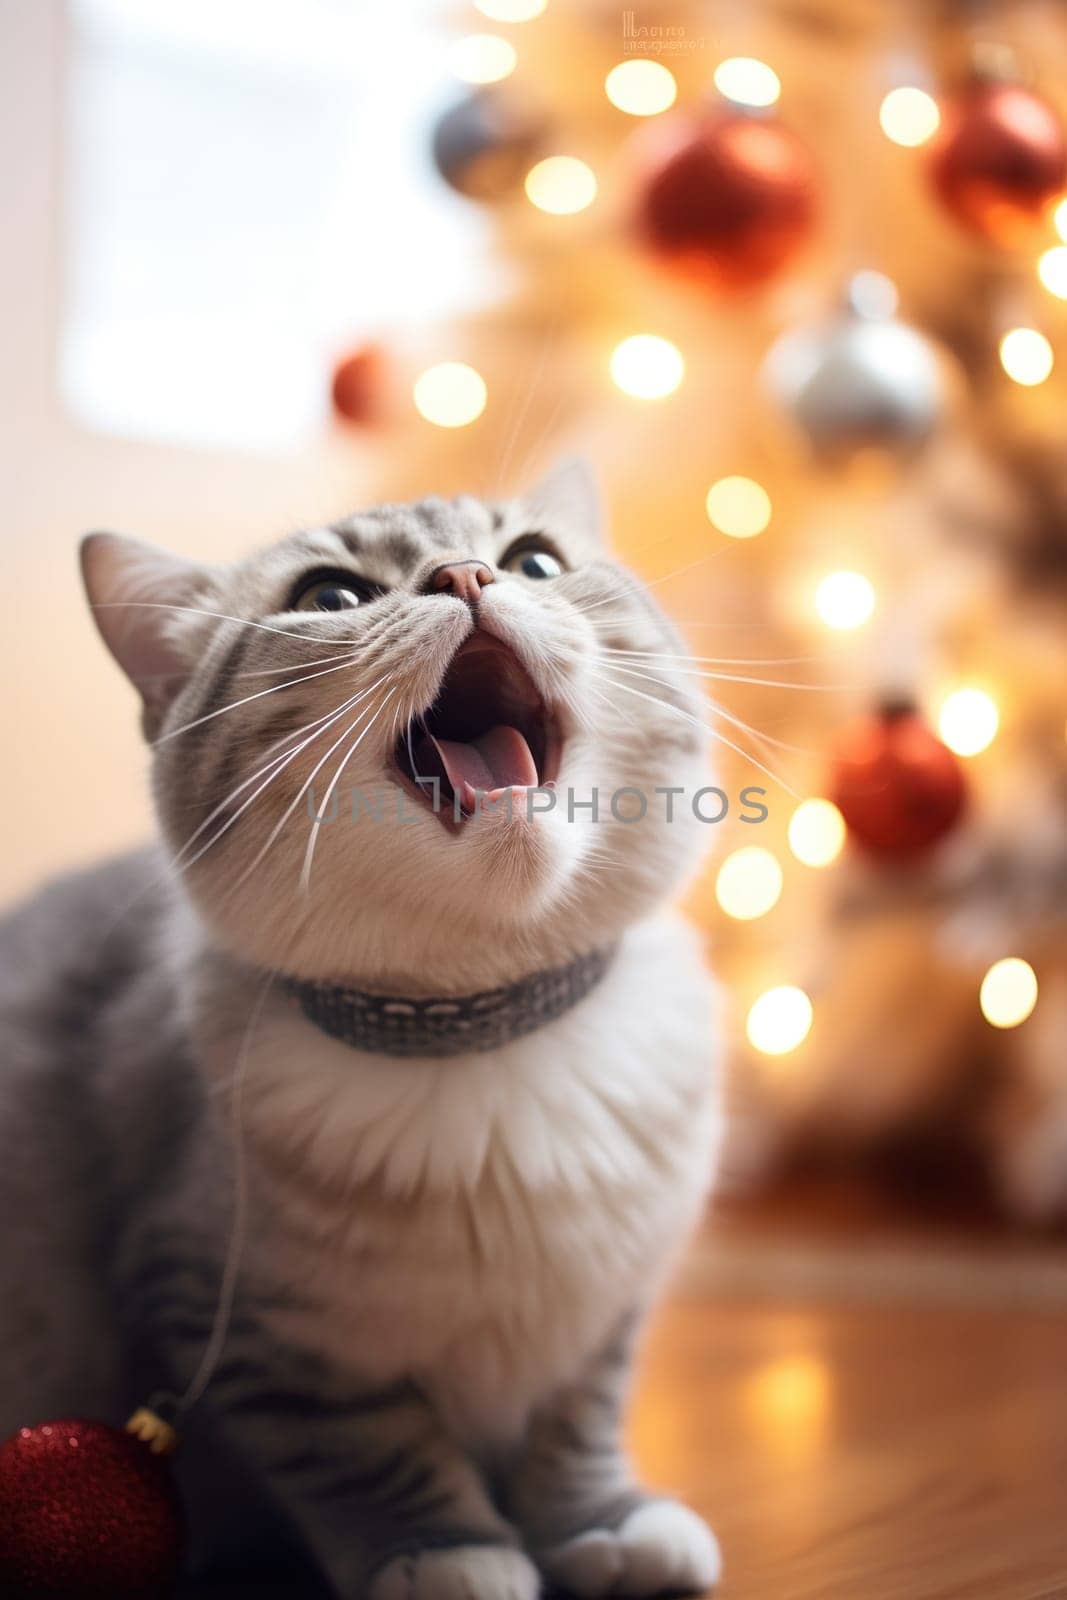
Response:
[151,970,276,1423]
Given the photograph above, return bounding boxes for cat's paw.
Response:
[370,1542,541,1600]
[538,1500,720,1598]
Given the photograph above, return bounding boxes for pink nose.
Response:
[429,561,495,605]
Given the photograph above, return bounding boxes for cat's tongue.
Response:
[414,724,538,808]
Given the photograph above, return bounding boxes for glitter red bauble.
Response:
[830,706,967,862]
[0,1419,182,1599]
[635,110,817,290]
[331,342,387,426]
[927,79,1067,246]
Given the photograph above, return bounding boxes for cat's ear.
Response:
[80,531,215,732]
[522,458,605,551]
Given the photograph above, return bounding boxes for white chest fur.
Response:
[241,917,721,1446]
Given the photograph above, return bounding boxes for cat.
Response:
[0,461,722,1599]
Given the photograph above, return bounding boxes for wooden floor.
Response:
[178,1180,1067,1599]
[180,1286,1067,1600]
[634,1291,1067,1600]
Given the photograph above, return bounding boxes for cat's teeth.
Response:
[459,782,533,818]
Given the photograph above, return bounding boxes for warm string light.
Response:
[413,362,487,427]
[715,847,783,920]
[744,1354,830,1446]
[605,59,677,116]
[705,476,772,539]
[746,986,813,1055]
[610,335,684,399]
[815,571,875,630]
[999,327,1054,386]
[713,56,781,108]
[979,957,1038,1028]
[788,799,846,868]
[451,33,517,84]
[1037,246,1067,299]
[879,86,940,147]
[937,687,999,756]
[524,156,597,214]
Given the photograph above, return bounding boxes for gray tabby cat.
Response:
[0,463,722,1598]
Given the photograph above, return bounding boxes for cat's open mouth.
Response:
[393,633,560,826]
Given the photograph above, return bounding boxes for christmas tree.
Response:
[334,0,1067,1221]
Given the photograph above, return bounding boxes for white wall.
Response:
[0,0,473,904]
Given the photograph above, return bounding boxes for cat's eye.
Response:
[500,541,565,580]
[289,571,378,613]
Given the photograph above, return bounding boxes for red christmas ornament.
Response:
[830,704,967,862]
[927,78,1067,246]
[331,342,387,426]
[0,1418,182,1599]
[635,109,817,290]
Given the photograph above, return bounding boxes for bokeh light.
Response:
[713,57,781,108]
[610,335,685,399]
[815,571,876,630]
[999,327,1054,386]
[745,1354,830,1448]
[788,799,846,868]
[605,60,677,116]
[705,476,772,538]
[849,269,899,320]
[937,688,999,756]
[524,156,597,214]
[715,847,784,920]
[1037,246,1067,299]
[980,957,1038,1029]
[413,362,487,428]
[879,86,940,147]
[451,33,517,84]
[474,0,546,18]
[747,986,814,1055]
[1055,197,1067,241]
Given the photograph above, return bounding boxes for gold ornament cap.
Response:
[125,1407,180,1457]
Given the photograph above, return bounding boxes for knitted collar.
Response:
[283,944,617,1059]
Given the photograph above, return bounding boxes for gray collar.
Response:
[283,945,616,1059]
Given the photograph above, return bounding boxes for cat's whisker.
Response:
[568,547,735,619]
[594,661,814,758]
[85,691,367,947]
[234,687,398,896]
[234,650,361,679]
[553,678,596,736]
[172,678,391,875]
[592,639,824,669]
[590,665,800,795]
[597,653,843,693]
[155,654,361,747]
[638,618,790,632]
[93,600,345,645]
[96,686,383,951]
[509,384,573,508]
[588,662,806,761]
[299,691,399,895]
[564,583,640,620]
[491,315,561,500]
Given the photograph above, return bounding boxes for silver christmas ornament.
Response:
[431,90,546,203]
[762,272,947,464]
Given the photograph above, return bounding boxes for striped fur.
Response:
[0,465,722,1596]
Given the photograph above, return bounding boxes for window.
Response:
[61,0,497,453]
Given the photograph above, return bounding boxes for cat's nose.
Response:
[424,560,495,605]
